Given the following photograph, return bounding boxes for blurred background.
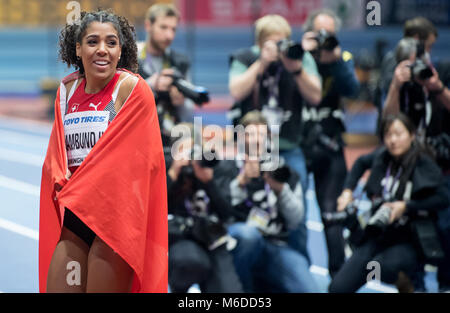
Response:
[1,0,450,292]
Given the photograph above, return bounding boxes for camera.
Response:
[169,69,210,106]
[411,42,433,81]
[322,201,358,229]
[397,41,433,81]
[314,29,339,52]
[410,59,433,81]
[264,40,304,76]
[177,147,220,185]
[168,214,228,250]
[277,39,304,60]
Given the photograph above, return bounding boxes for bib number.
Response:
[64,111,110,167]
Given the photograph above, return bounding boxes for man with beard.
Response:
[138,3,193,147]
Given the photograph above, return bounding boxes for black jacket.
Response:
[363,148,449,244]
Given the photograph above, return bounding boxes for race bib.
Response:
[64,111,110,167]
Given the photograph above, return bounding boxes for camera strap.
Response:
[382,162,403,201]
[404,86,432,142]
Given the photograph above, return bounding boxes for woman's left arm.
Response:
[405,185,450,215]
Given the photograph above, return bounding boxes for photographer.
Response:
[329,114,449,293]
[300,9,360,277]
[227,14,322,192]
[379,17,438,107]
[166,134,242,293]
[384,36,450,292]
[227,111,320,293]
[138,4,194,147]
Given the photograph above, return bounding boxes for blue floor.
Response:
[0,115,439,293]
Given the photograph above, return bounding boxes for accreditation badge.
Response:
[246,207,270,231]
[64,110,110,167]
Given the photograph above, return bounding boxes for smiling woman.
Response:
[39,10,168,293]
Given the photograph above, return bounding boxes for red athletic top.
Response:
[65,73,121,173]
[67,72,120,115]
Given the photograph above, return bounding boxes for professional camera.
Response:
[322,201,358,229]
[277,39,304,60]
[264,40,304,76]
[177,147,220,185]
[410,59,433,81]
[169,69,210,106]
[244,157,292,195]
[168,214,228,251]
[314,29,339,52]
[396,41,433,81]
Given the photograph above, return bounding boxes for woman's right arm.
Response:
[337,150,378,211]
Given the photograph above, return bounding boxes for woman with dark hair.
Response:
[39,10,167,293]
[329,113,449,293]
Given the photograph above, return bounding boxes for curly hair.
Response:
[59,9,138,74]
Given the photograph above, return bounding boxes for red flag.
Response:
[39,72,168,293]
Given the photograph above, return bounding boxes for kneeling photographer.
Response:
[329,114,449,293]
[166,135,242,293]
[227,111,320,293]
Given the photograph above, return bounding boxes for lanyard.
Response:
[383,162,402,200]
[265,66,283,107]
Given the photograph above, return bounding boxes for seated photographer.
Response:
[227,14,322,192]
[137,3,195,147]
[300,8,360,278]
[227,111,320,293]
[329,113,449,293]
[166,134,242,293]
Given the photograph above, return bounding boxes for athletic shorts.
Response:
[63,208,96,247]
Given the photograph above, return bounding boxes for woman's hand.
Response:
[54,169,72,199]
[384,201,407,224]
